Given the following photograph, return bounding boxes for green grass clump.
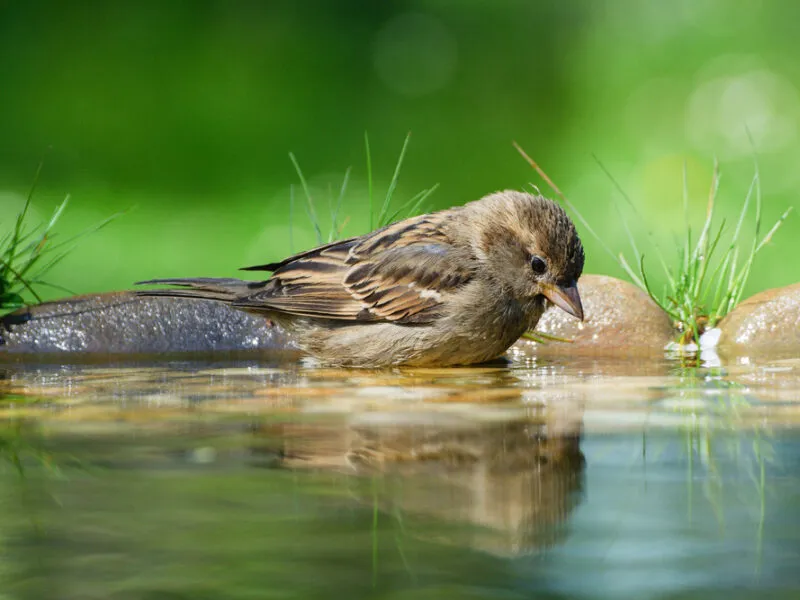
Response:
[1,163,122,316]
[514,142,793,346]
[287,132,440,247]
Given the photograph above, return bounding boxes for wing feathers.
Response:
[241,237,360,272]
[150,212,475,325]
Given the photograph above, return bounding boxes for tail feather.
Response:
[134,277,266,304]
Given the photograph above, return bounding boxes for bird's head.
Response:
[461,190,585,320]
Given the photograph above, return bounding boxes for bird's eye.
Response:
[530,255,547,275]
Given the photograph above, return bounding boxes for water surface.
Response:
[0,353,798,599]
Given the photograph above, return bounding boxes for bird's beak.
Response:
[541,282,584,321]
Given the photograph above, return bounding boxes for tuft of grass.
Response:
[513,141,793,346]
[1,163,125,315]
[288,133,440,246]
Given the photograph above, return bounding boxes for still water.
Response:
[0,353,798,599]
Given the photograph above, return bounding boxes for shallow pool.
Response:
[0,353,798,599]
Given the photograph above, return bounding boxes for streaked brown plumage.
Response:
[136,190,585,367]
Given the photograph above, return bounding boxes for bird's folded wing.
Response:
[233,213,474,324]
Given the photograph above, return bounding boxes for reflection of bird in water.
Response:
[271,410,585,557]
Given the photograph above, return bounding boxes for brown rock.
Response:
[717,283,800,359]
[509,274,675,358]
[0,292,297,360]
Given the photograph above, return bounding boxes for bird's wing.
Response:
[233,213,475,324]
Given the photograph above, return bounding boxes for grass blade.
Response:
[0,258,42,304]
[682,160,691,273]
[513,142,619,265]
[594,156,674,287]
[328,166,351,242]
[755,207,792,253]
[365,131,374,231]
[2,174,124,313]
[288,152,323,244]
[289,184,295,253]
[381,183,439,227]
[377,132,412,227]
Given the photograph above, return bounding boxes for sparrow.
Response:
[136,190,585,367]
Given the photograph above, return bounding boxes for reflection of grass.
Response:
[1,162,123,315]
[0,419,62,479]
[368,473,415,588]
[683,380,771,572]
[0,386,79,481]
[514,141,792,346]
[288,132,439,248]
[641,365,772,570]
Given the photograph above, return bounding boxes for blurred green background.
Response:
[1,0,797,302]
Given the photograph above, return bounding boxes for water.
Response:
[0,354,798,599]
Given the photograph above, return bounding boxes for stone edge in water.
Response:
[0,291,296,357]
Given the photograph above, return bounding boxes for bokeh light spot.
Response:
[372,12,457,97]
[686,67,799,157]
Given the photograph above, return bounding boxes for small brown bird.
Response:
[136,190,585,367]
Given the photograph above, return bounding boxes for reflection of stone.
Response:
[0,292,296,358]
[512,274,675,358]
[718,283,800,360]
[275,409,584,557]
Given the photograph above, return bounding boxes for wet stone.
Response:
[509,274,675,358]
[0,292,297,358]
[718,282,800,360]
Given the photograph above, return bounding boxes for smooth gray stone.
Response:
[0,292,297,359]
[718,282,800,359]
